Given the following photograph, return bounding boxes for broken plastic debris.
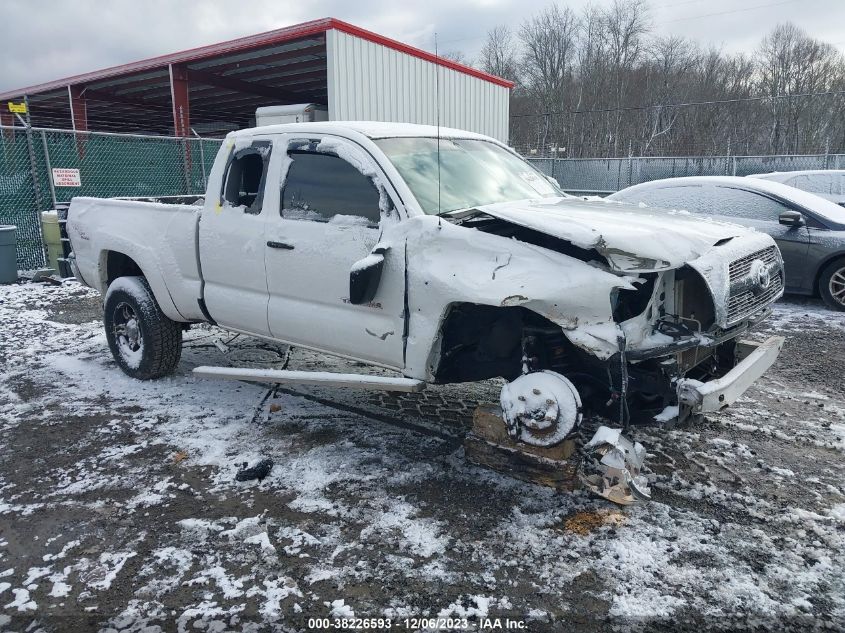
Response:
[582,425,651,505]
[235,459,274,482]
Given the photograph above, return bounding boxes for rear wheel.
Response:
[819,258,845,311]
[104,276,183,379]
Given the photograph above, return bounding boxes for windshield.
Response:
[375,137,561,214]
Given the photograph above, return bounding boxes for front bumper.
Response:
[677,336,785,413]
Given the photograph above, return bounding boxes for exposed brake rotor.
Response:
[500,371,583,447]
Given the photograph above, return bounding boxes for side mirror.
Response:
[545,174,561,188]
[779,210,805,227]
[349,243,390,305]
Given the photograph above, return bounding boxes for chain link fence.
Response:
[0,128,44,269]
[3,122,845,270]
[0,125,222,270]
[528,153,845,196]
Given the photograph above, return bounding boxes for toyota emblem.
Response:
[749,259,771,293]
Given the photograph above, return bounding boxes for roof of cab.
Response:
[226,120,496,142]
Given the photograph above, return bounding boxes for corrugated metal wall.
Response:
[326,30,509,142]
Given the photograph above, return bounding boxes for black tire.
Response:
[818,258,845,311]
[104,276,183,379]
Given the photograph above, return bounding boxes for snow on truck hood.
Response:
[475,197,747,272]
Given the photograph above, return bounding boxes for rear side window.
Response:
[222,141,272,214]
[281,152,381,226]
[622,186,707,212]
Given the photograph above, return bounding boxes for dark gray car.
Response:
[608,176,845,310]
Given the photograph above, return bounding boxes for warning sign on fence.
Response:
[7,101,27,114]
[51,168,81,187]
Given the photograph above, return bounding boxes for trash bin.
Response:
[0,225,17,284]
[41,211,62,272]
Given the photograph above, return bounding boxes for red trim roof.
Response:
[0,18,512,101]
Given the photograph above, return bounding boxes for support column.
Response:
[68,84,88,157]
[169,64,192,191]
[168,64,190,138]
[68,85,88,132]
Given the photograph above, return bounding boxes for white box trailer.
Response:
[255,104,329,126]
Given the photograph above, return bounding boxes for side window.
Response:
[221,141,271,214]
[707,187,793,221]
[281,151,382,226]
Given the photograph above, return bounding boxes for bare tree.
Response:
[503,9,845,157]
[640,36,697,154]
[602,0,650,155]
[757,23,845,153]
[440,50,471,65]
[480,26,518,83]
[519,5,580,150]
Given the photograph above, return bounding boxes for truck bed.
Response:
[67,196,204,322]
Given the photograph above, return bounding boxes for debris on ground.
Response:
[582,426,652,505]
[235,458,274,482]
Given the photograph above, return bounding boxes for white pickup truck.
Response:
[67,121,784,474]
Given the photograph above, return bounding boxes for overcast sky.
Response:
[2,0,844,92]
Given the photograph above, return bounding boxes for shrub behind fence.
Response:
[0,125,221,269]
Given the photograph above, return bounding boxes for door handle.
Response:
[267,240,294,250]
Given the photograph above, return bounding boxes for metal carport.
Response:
[0,18,512,141]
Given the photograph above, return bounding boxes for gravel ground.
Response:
[0,280,844,632]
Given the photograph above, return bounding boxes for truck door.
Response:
[263,135,405,369]
[198,138,274,336]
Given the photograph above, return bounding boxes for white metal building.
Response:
[325,25,511,142]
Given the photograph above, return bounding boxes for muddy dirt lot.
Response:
[1,281,844,632]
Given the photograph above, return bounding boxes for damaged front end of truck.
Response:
[416,199,786,504]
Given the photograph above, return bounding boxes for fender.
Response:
[95,244,185,322]
[388,216,636,380]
